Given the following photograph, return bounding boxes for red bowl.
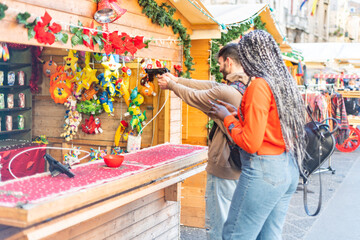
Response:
[103,155,124,168]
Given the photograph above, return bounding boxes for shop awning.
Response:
[168,0,222,39]
[314,73,359,79]
[291,43,360,63]
[206,4,292,52]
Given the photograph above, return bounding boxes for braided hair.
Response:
[238,30,306,169]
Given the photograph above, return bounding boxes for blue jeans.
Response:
[222,150,299,240]
[205,173,239,240]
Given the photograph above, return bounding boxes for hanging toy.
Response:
[63,50,78,73]
[43,59,58,77]
[60,109,82,141]
[75,52,98,94]
[89,147,107,161]
[121,64,131,90]
[93,52,106,63]
[77,99,102,115]
[115,78,131,107]
[99,91,114,116]
[82,115,103,134]
[99,72,116,97]
[64,146,81,166]
[49,68,73,104]
[64,95,77,111]
[2,43,10,62]
[174,65,183,77]
[102,54,121,82]
[81,84,99,101]
[140,80,156,97]
[114,120,129,147]
[111,147,125,155]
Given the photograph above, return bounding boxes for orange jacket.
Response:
[224,78,286,155]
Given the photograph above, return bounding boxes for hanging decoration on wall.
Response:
[30,46,42,93]
[63,50,79,73]
[43,59,58,78]
[210,16,266,82]
[93,0,127,24]
[16,11,68,45]
[138,0,194,78]
[49,66,73,104]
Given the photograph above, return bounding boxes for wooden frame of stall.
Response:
[0,147,208,239]
[0,0,221,238]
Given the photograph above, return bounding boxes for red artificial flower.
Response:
[156,60,162,68]
[124,40,137,55]
[41,11,52,26]
[33,11,61,45]
[49,22,61,34]
[104,43,113,55]
[132,36,146,50]
[83,22,97,50]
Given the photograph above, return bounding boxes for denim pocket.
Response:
[259,154,288,186]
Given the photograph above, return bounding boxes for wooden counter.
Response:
[0,143,208,240]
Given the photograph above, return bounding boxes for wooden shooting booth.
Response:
[0,0,221,239]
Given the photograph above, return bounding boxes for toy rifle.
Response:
[44,153,75,178]
[145,68,170,81]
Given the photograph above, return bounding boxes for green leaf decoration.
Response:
[210,16,266,82]
[70,25,79,34]
[16,12,31,25]
[55,32,69,44]
[71,35,82,47]
[27,28,35,40]
[83,34,91,45]
[138,0,194,78]
[0,3,8,20]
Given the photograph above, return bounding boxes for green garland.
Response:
[138,0,194,78]
[210,16,266,82]
[0,3,8,20]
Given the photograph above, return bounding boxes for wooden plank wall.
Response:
[0,0,190,159]
[0,190,180,240]
[180,39,210,228]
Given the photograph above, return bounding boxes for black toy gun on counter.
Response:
[44,153,75,178]
[145,68,170,81]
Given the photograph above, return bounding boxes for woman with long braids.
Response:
[209,30,306,239]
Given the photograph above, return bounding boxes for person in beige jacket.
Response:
[157,43,249,240]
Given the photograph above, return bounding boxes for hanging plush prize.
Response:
[77,99,103,115]
[74,52,98,95]
[140,80,156,97]
[81,84,99,101]
[89,147,107,161]
[82,115,103,134]
[99,91,114,115]
[64,147,81,166]
[114,120,129,146]
[49,67,73,104]
[102,54,121,81]
[43,59,58,77]
[63,50,78,73]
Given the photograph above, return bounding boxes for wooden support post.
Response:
[165,182,181,202]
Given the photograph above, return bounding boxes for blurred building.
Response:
[201,0,357,43]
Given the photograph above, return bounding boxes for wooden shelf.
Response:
[0,107,31,113]
[0,62,31,70]
[0,128,31,136]
[0,139,32,148]
[0,85,30,91]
